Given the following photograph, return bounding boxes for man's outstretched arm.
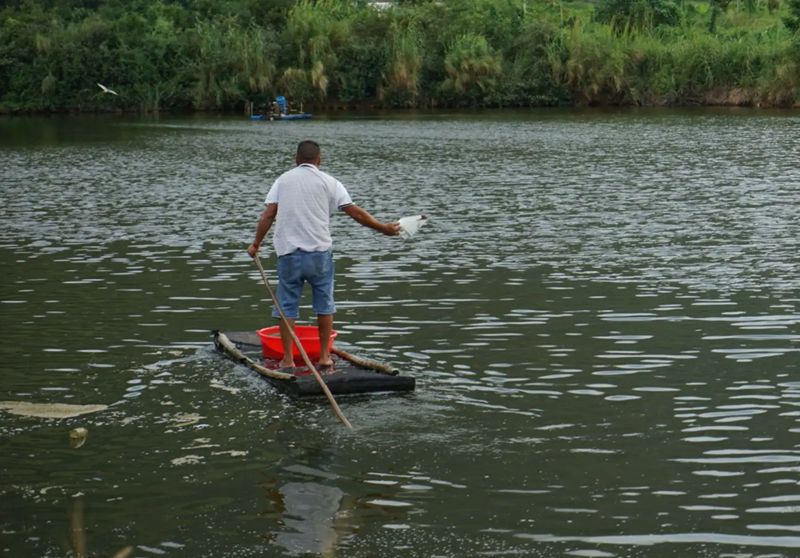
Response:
[343,204,401,236]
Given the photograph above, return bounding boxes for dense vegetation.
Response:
[1,0,799,113]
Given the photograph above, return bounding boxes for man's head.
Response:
[296,140,321,166]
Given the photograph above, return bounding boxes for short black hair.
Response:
[296,140,321,163]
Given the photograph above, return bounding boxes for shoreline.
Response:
[2,94,799,117]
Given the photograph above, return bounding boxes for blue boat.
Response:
[250,113,312,121]
[278,112,313,120]
[250,95,312,121]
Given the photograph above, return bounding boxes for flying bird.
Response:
[97,83,118,95]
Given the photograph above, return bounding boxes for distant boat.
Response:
[250,113,312,121]
[250,95,312,121]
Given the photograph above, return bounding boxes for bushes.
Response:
[0,0,796,113]
[785,0,800,31]
[555,23,629,104]
[380,24,423,106]
[501,20,568,106]
[594,0,682,32]
[440,33,501,104]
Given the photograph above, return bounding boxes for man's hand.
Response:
[382,222,401,236]
[247,243,259,258]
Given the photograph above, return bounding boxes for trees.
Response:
[284,0,354,100]
[190,19,277,110]
[503,19,568,106]
[0,0,796,112]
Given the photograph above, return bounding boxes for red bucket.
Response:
[257,325,337,361]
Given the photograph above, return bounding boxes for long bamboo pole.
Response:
[253,256,352,429]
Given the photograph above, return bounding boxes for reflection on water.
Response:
[1,110,799,556]
[274,482,343,556]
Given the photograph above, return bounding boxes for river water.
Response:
[1,109,799,557]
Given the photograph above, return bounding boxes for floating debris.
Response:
[171,454,204,466]
[210,381,240,395]
[366,498,414,508]
[0,401,108,419]
[182,437,218,450]
[211,450,249,457]
[69,427,89,448]
[111,547,134,558]
[170,413,204,427]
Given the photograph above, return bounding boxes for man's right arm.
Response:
[247,203,278,257]
[343,204,400,236]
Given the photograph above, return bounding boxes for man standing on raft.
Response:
[247,140,400,369]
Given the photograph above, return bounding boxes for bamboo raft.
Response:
[213,330,415,397]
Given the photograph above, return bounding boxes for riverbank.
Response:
[3,91,799,117]
[1,0,798,113]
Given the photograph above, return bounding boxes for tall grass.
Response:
[550,9,798,106]
[1,0,797,112]
[556,20,629,104]
[380,24,423,106]
[441,33,502,104]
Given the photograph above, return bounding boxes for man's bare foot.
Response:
[279,359,295,369]
[317,360,334,370]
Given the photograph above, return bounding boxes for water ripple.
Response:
[2,111,799,556]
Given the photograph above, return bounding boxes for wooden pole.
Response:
[215,332,295,381]
[331,347,399,375]
[253,256,353,429]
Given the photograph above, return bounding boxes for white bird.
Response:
[97,83,118,95]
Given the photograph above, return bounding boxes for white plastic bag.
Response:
[398,215,428,239]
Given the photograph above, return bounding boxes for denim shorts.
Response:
[273,249,335,319]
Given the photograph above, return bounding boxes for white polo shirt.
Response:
[265,163,353,256]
